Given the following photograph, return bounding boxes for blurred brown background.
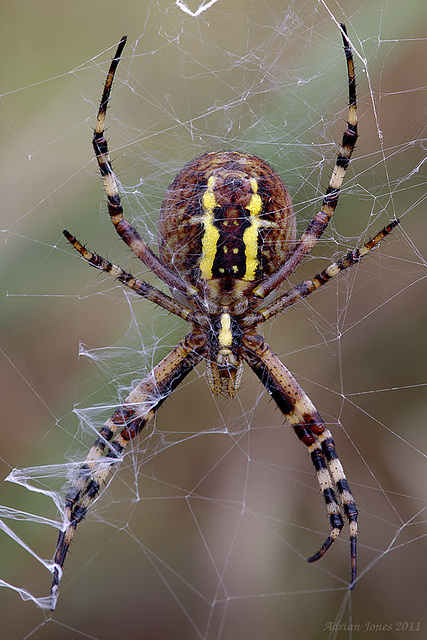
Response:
[1,1,426,638]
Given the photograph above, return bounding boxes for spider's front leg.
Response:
[252,24,358,300]
[92,36,195,299]
[242,330,358,588]
[50,331,205,609]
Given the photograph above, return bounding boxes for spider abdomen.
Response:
[159,151,296,297]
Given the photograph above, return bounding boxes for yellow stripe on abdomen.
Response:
[242,178,263,281]
[199,176,220,280]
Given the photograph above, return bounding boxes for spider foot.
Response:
[306,526,341,564]
[49,565,62,610]
[49,525,74,608]
[307,520,358,590]
[349,519,358,589]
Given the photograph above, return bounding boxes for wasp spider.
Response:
[51,25,398,607]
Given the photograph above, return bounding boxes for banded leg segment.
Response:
[313,429,358,585]
[50,333,205,608]
[257,220,399,323]
[252,24,358,300]
[92,36,195,297]
[242,331,357,587]
[63,230,192,321]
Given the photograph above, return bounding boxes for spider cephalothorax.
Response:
[50,27,398,608]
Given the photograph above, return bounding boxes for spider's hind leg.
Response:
[50,334,204,609]
[293,424,358,587]
[242,331,358,588]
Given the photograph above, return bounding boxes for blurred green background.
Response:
[1,1,426,639]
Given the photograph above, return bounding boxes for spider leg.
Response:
[92,36,196,298]
[254,219,399,323]
[252,24,357,300]
[50,332,205,609]
[63,230,192,321]
[242,330,357,588]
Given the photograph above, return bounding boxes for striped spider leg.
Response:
[252,24,358,301]
[91,35,197,300]
[242,331,359,584]
[240,220,399,589]
[252,221,400,323]
[50,329,205,609]
[62,231,192,321]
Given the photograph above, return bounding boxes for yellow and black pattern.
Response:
[55,25,400,605]
[198,174,272,282]
[158,151,296,292]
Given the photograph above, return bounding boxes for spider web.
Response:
[1,0,426,638]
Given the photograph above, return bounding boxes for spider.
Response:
[51,26,398,607]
